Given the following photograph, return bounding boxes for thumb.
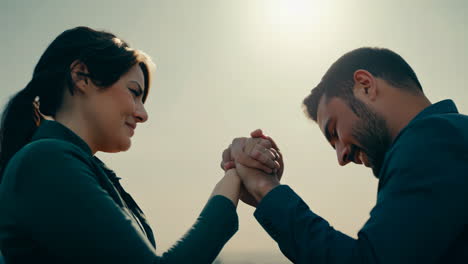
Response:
[223,161,236,170]
[250,129,266,138]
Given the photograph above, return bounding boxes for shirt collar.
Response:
[31,120,93,156]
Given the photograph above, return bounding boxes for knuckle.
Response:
[262,140,272,148]
[255,161,266,169]
[267,149,275,157]
[247,138,258,146]
[253,144,261,152]
[267,160,275,168]
[251,151,261,159]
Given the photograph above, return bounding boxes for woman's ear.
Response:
[70,60,90,94]
[352,69,378,102]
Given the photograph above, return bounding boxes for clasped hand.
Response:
[221,129,284,207]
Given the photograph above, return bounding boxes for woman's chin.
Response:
[101,139,131,153]
[120,139,132,152]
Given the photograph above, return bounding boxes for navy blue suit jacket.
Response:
[255,100,468,263]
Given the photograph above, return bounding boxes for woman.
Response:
[0,26,278,263]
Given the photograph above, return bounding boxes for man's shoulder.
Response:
[394,112,468,149]
[416,111,467,128]
[378,112,468,189]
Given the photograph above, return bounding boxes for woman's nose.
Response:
[135,103,148,123]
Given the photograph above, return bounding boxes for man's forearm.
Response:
[254,185,372,264]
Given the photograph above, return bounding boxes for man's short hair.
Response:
[303,47,423,121]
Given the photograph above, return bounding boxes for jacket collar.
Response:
[32,120,93,156]
[391,99,459,145]
[410,99,458,122]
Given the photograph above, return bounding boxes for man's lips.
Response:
[349,145,360,164]
[358,151,371,167]
[349,145,370,167]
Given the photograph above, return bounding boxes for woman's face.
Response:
[85,64,148,153]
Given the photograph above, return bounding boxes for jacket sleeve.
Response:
[8,140,237,264]
[254,117,468,264]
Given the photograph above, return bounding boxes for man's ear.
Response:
[353,69,378,102]
[70,60,91,94]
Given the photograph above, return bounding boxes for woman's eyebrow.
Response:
[129,80,143,93]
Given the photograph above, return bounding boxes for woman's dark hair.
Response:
[0,26,153,181]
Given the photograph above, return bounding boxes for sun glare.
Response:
[266,0,325,28]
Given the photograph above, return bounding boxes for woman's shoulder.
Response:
[15,138,89,162]
[2,139,95,187]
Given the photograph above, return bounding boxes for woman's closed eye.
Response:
[129,88,142,97]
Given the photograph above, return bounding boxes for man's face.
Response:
[316,95,392,177]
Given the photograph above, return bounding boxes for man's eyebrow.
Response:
[129,80,143,94]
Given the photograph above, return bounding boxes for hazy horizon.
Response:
[1,1,468,263]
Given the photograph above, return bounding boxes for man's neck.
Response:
[384,93,432,140]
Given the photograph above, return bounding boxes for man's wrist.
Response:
[254,180,280,202]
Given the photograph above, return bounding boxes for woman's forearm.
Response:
[210,169,241,207]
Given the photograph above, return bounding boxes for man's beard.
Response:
[347,97,393,178]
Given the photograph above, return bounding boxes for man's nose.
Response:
[335,142,351,166]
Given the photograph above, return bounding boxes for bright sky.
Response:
[1,0,468,262]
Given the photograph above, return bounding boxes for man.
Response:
[223,47,468,263]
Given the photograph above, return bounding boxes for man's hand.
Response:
[250,129,284,180]
[220,129,284,178]
[235,163,280,205]
[220,129,284,207]
[220,136,279,207]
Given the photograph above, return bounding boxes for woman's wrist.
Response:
[210,169,241,207]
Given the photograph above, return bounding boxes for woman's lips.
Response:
[125,123,135,136]
[126,122,136,129]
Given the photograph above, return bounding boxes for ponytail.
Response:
[0,82,41,182]
[0,26,154,183]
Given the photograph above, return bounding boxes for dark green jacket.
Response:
[255,100,468,263]
[0,120,238,263]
